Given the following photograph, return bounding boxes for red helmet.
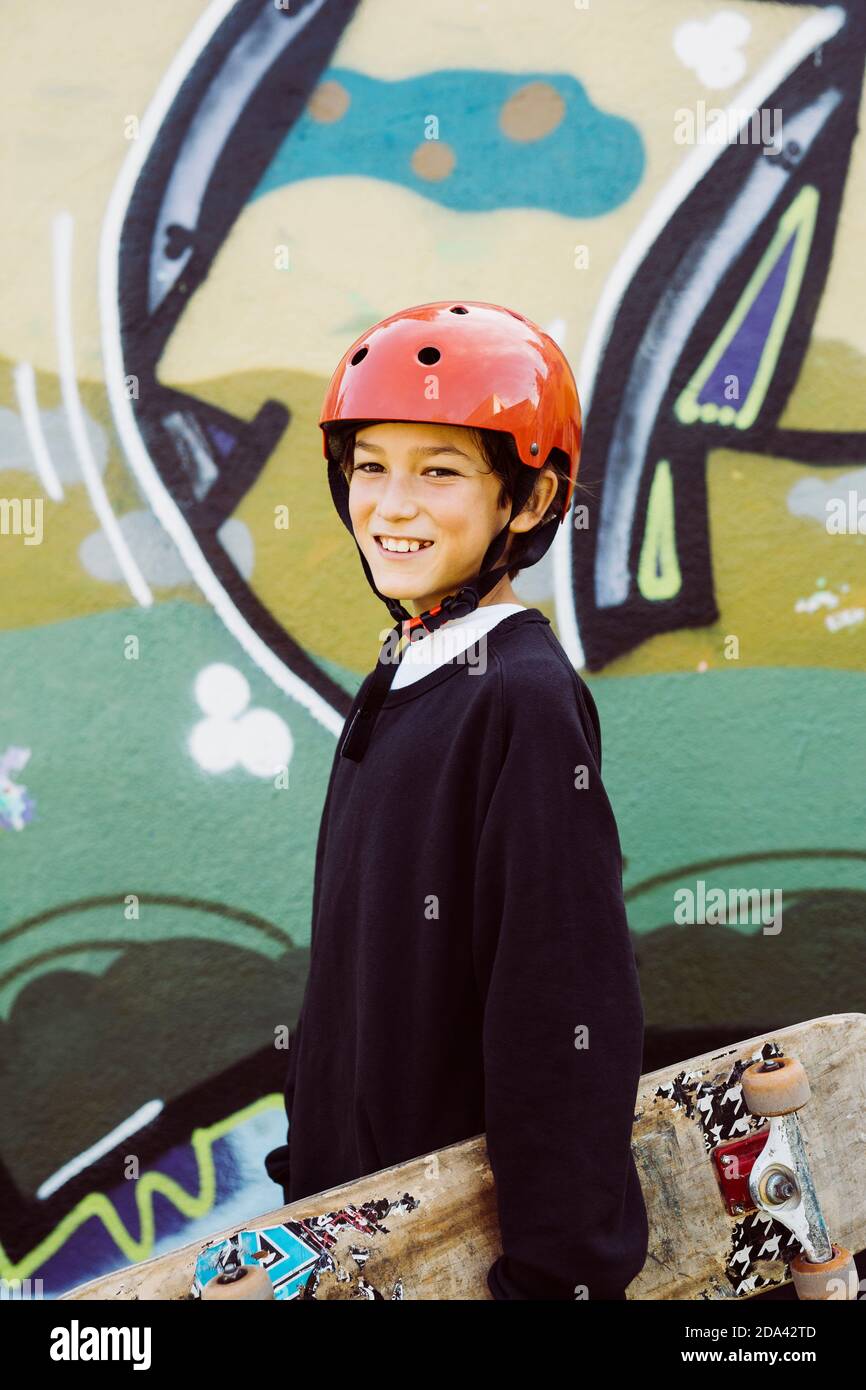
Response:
[319,299,582,514]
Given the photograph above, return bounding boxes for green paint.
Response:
[586,663,866,936]
[0,600,336,1009]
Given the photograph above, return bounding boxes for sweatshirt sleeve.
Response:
[473,663,648,1300]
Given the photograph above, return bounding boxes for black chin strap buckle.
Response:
[438,587,479,622]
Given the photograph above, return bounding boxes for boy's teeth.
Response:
[379,537,432,552]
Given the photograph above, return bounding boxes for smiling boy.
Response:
[264,301,648,1300]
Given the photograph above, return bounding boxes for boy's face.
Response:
[347,420,515,614]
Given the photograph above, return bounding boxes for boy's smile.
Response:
[373,533,435,556]
[347,420,552,615]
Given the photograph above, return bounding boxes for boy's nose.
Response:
[377,483,422,515]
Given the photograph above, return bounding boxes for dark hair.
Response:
[326,421,583,581]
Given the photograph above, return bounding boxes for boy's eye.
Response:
[353,461,459,478]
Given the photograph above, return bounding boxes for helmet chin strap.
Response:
[328,459,549,761]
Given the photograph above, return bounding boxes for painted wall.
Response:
[1,0,864,1297]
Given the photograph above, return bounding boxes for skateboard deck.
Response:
[61,1012,866,1301]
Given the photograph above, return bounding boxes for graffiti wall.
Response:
[2,0,864,1297]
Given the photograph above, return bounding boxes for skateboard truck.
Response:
[739,1055,857,1300]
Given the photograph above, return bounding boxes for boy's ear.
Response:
[532,466,560,520]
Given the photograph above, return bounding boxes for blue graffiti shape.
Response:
[252,68,644,216]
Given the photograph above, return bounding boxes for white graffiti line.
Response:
[98,0,345,738]
[53,212,153,607]
[554,3,846,670]
[551,511,585,671]
[12,362,64,502]
[36,1099,165,1199]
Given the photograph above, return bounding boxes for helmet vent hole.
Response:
[417,346,440,365]
[449,305,468,314]
[350,347,368,366]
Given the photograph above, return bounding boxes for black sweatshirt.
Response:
[264,608,648,1299]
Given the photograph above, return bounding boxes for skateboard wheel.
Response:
[791,1245,857,1301]
[201,1263,274,1300]
[741,1055,810,1115]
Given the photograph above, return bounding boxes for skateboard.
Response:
[61,1012,866,1301]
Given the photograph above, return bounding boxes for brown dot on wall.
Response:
[500,81,565,142]
[307,79,351,123]
[410,141,457,182]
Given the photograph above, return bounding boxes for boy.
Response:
[265,301,648,1299]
